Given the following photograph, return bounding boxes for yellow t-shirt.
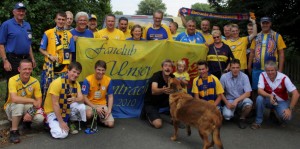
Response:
[197,30,214,45]
[191,75,224,96]
[224,37,248,69]
[4,75,42,110]
[43,77,81,114]
[123,29,131,39]
[94,28,125,40]
[173,71,190,92]
[250,33,286,70]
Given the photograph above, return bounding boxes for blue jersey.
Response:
[143,24,172,40]
[70,29,94,60]
[175,32,206,44]
[0,18,32,54]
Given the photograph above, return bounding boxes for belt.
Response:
[7,53,30,59]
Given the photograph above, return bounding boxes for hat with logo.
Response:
[260,17,272,23]
[89,14,97,20]
[14,2,26,9]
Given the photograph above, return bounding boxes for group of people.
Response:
[0,2,299,144]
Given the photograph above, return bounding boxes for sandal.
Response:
[251,123,261,130]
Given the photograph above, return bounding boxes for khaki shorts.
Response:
[5,103,44,124]
[85,105,114,122]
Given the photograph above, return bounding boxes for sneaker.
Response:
[9,130,21,143]
[69,123,79,134]
[238,119,247,129]
[251,123,261,130]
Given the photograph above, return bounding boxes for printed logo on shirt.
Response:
[82,85,86,91]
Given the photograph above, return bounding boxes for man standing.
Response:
[95,14,125,40]
[223,24,231,40]
[39,12,75,97]
[43,62,86,138]
[224,18,257,72]
[64,11,74,30]
[140,59,174,128]
[220,59,253,129]
[248,17,286,91]
[143,10,172,40]
[88,14,98,34]
[251,61,299,129]
[0,2,36,101]
[4,59,44,143]
[169,22,179,40]
[70,12,94,61]
[192,60,224,107]
[175,20,205,44]
[82,60,114,128]
[118,17,131,38]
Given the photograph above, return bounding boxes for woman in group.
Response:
[126,24,145,41]
[207,30,234,79]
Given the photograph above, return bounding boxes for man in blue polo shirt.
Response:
[0,2,36,101]
[176,19,206,44]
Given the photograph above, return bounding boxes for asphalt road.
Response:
[1,113,300,149]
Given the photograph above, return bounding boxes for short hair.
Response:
[118,17,128,23]
[176,60,187,71]
[231,24,239,30]
[106,14,116,20]
[264,60,278,70]
[229,58,240,66]
[56,11,67,18]
[19,59,32,67]
[65,11,73,17]
[197,60,208,68]
[212,30,221,36]
[130,24,143,37]
[212,25,220,30]
[247,22,253,27]
[187,19,196,25]
[201,19,210,25]
[68,61,82,72]
[161,59,174,67]
[170,22,178,29]
[223,24,231,29]
[94,60,107,70]
[75,12,89,22]
[153,10,164,17]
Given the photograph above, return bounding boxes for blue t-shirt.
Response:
[175,32,206,44]
[145,27,169,40]
[126,37,145,40]
[70,29,94,61]
[0,18,32,54]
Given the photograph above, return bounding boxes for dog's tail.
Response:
[212,111,223,149]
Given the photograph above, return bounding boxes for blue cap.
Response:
[260,17,271,23]
[14,2,26,9]
[89,14,97,20]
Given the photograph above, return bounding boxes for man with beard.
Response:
[82,60,114,128]
[88,14,98,34]
[118,17,131,38]
[95,14,125,40]
[140,59,174,128]
[143,10,172,40]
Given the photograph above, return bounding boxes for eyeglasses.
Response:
[213,36,220,39]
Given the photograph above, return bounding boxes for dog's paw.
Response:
[170,136,177,141]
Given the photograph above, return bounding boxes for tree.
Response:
[185,3,216,29]
[114,11,123,15]
[136,0,166,15]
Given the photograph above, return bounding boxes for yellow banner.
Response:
[76,38,208,81]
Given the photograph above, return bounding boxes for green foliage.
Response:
[0,0,112,53]
[136,0,166,15]
[114,11,123,15]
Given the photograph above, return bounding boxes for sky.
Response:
[111,0,208,16]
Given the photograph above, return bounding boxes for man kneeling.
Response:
[4,59,44,143]
[82,60,114,128]
[43,62,86,138]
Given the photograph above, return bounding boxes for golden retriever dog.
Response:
[168,77,223,149]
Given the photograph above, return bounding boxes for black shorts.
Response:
[142,104,170,122]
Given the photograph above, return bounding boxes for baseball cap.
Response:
[14,2,26,9]
[260,17,272,23]
[89,14,97,20]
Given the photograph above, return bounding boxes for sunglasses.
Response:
[213,36,220,39]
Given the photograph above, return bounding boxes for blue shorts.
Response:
[252,69,264,90]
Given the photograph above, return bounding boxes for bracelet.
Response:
[289,106,294,111]
[27,107,37,117]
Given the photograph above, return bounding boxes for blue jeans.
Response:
[255,95,291,124]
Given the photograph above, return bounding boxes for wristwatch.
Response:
[289,106,294,111]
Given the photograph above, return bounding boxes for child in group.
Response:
[173,60,190,93]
